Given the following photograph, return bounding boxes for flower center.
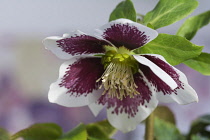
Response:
[97,46,140,100]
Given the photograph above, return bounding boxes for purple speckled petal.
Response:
[142,54,198,104]
[48,56,104,107]
[43,30,108,59]
[133,55,177,90]
[134,73,152,105]
[98,72,154,119]
[95,19,158,50]
[97,72,158,132]
[59,57,104,96]
[139,57,180,97]
[141,54,182,94]
[106,96,158,132]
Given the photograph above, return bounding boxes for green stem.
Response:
[145,112,154,140]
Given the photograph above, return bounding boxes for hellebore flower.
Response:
[43,19,198,132]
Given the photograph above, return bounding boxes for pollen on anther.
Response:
[98,61,140,100]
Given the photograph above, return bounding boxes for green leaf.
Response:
[11,123,62,140]
[191,135,210,140]
[86,120,116,140]
[59,120,116,140]
[0,128,10,140]
[154,106,176,124]
[147,23,154,29]
[177,10,210,40]
[144,0,198,29]
[184,52,210,75]
[59,124,87,140]
[188,115,210,139]
[109,0,136,22]
[154,117,185,140]
[88,137,114,140]
[134,33,203,65]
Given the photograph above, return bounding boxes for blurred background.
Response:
[0,0,209,139]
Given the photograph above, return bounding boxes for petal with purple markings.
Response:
[142,54,198,104]
[95,18,158,50]
[133,55,178,90]
[43,30,108,59]
[49,56,104,107]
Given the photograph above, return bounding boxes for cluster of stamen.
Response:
[97,46,140,100]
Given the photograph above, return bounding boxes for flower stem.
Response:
[145,112,154,140]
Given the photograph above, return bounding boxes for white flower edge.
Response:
[106,73,158,132]
[88,102,104,116]
[43,30,86,60]
[145,54,198,104]
[133,54,178,90]
[94,18,158,47]
[48,56,102,107]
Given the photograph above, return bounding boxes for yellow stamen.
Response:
[98,61,140,100]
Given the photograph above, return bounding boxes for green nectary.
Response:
[101,46,139,74]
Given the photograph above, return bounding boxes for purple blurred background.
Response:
[0,0,209,140]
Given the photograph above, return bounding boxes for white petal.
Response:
[94,18,158,44]
[137,54,198,104]
[43,30,86,59]
[105,72,158,132]
[156,82,198,105]
[88,88,104,116]
[133,55,178,90]
[49,80,88,107]
[48,56,101,107]
[144,54,198,104]
[107,94,158,132]
[88,102,104,116]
